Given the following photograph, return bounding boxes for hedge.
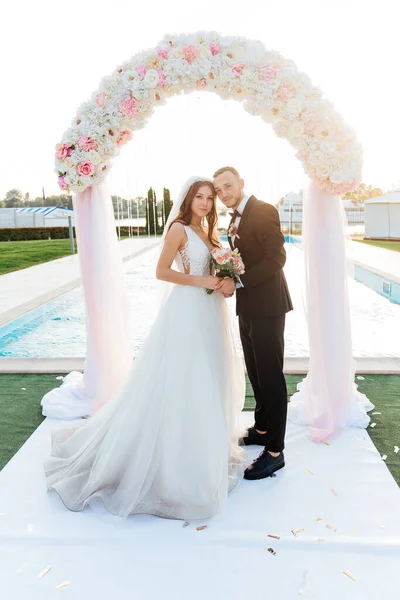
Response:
[0,226,151,242]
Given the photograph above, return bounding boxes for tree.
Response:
[29,194,73,208]
[162,187,173,228]
[344,183,384,204]
[146,187,158,235]
[4,189,24,208]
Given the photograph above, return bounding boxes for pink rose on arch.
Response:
[157,71,168,87]
[210,43,221,56]
[232,63,245,77]
[77,161,95,177]
[58,175,69,190]
[196,78,207,90]
[300,110,317,133]
[116,129,133,147]
[257,64,278,81]
[137,65,147,80]
[277,83,295,100]
[182,44,199,63]
[78,135,98,152]
[156,47,169,59]
[296,150,309,162]
[120,97,140,118]
[55,143,72,161]
[96,93,106,107]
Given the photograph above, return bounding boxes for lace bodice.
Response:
[176,226,211,277]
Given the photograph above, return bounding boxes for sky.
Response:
[1,0,399,204]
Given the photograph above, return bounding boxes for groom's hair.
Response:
[213,166,240,179]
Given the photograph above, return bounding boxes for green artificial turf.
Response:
[0,374,399,484]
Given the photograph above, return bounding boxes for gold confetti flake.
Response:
[326,524,337,532]
[21,388,26,391]
[182,521,190,528]
[267,534,281,540]
[291,528,304,537]
[316,517,323,523]
[267,547,276,556]
[27,524,33,533]
[306,469,314,475]
[343,570,357,582]
[196,525,208,531]
[394,446,399,454]
[372,412,381,415]
[330,488,339,496]
[382,455,387,461]
[315,537,325,542]
[56,581,70,590]
[356,376,365,380]
[322,441,331,446]
[38,566,52,579]
[370,423,377,428]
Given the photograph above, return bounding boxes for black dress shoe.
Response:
[244,450,285,480]
[240,426,268,447]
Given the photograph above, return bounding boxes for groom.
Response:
[213,167,293,480]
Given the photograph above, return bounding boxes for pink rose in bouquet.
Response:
[206,247,245,294]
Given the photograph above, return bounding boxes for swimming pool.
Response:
[1,243,399,358]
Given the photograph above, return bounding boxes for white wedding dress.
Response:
[45,225,246,520]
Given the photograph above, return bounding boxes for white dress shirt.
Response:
[232,195,249,246]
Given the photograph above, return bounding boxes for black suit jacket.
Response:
[229,196,293,317]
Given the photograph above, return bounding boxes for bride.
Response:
[45,176,247,520]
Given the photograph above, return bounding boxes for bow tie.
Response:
[229,209,241,219]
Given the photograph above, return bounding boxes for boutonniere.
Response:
[228,223,240,239]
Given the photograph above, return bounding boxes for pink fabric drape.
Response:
[288,181,373,440]
[41,183,133,418]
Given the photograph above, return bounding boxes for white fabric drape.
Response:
[41,183,133,419]
[288,181,373,441]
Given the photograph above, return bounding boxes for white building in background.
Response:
[278,191,365,230]
[278,191,304,228]
[0,207,75,228]
[364,190,400,240]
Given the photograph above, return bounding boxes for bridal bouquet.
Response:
[207,247,245,294]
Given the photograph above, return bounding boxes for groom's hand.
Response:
[215,278,235,296]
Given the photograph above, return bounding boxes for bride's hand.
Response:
[202,276,220,290]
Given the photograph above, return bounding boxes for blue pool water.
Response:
[1,243,400,358]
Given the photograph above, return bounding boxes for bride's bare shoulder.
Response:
[165,221,187,243]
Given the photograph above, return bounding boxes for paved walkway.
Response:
[0,237,159,326]
[349,241,400,285]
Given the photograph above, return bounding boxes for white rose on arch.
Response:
[144,69,160,88]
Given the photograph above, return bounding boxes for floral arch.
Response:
[55,32,361,196]
[44,32,371,439]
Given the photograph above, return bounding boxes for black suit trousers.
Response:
[239,310,287,452]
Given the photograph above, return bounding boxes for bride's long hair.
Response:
[171,180,220,247]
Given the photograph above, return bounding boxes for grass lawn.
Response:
[0,373,399,485]
[353,238,400,253]
[0,235,158,275]
[0,239,78,275]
